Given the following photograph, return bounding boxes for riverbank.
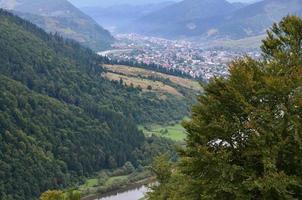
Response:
[74,163,153,200]
[82,177,154,200]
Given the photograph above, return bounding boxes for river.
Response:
[92,184,148,200]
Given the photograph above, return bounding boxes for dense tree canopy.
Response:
[148,15,302,200]
[0,10,184,200]
[39,190,80,200]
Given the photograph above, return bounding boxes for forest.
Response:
[107,58,195,80]
[0,9,188,200]
[6,6,302,200]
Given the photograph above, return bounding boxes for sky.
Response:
[70,0,261,7]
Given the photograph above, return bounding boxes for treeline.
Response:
[104,57,195,79]
[0,9,189,125]
[0,9,180,200]
[147,16,302,200]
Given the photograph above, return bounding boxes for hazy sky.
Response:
[70,0,261,7]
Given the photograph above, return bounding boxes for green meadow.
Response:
[139,122,187,142]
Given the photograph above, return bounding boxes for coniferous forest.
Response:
[1,3,302,200]
[0,10,181,200]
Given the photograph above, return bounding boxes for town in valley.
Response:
[99,34,261,80]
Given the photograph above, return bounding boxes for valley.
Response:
[0,10,192,200]
[1,0,302,200]
[100,34,261,80]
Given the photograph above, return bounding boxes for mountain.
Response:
[0,9,197,200]
[183,0,302,39]
[231,2,249,9]
[131,0,302,40]
[70,0,181,7]
[81,2,174,32]
[0,0,114,51]
[131,0,241,38]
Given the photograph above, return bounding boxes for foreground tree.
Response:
[39,190,80,200]
[39,191,64,200]
[148,16,302,200]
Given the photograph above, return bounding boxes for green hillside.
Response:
[0,10,193,200]
[132,0,302,40]
[133,0,238,37]
[0,0,114,51]
[187,0,302,39]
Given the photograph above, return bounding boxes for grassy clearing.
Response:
[104,72,183,97]
[84,179,98,188]
[105,175,128,186]
[79,174,129,193]
[103,64,201,91]
[139,123,187,141]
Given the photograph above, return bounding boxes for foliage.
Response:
[146,156,193,200]
[77,164,152,197]
[0,10,179,200]
[148,15,302,199]
[39,190,80,200]
[109,58,196,80]
[150,155,172,184]
[39,190,64,200]
[65,191,81,200]
[1,0,114,51]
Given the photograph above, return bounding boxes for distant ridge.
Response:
[130,0,302,40]
[184,0,302,39]
[0,0,114,51]
[81,1,174,31]
[0,9,195,200]
[131,0,241,38]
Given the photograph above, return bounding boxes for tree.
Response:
[148,15,302,199]
[39,190,81,200]
[39,190,64,200]
[0,9,190,200]
[151,155,172,184]
[123,161,135,174]
[66,191,81,200]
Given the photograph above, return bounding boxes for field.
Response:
[105,72,183,97]
[139,123,187,141]
[79,175,129,191]
[103,64,201,92]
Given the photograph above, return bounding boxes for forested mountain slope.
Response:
[81,1,174,31]
[183,0,302,39]
[131,0,302,40]
[0,10,195,200]
[0,75,144,199]
[0,0,114,51]
[131,0,240,37]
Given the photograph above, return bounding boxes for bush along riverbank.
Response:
[76,162,153,199]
